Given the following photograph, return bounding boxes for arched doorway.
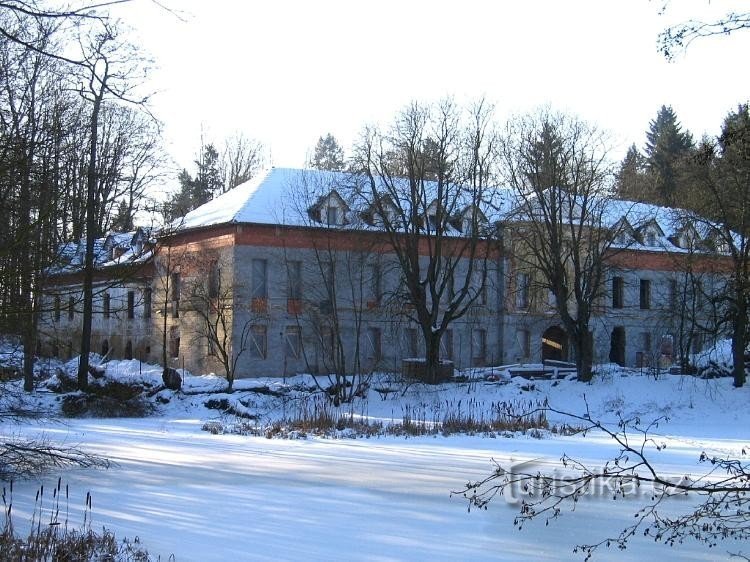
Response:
[125,340,133,360]
[542,326,567,362]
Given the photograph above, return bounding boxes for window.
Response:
[516,273,530,310]
[127,291,135,319]
[639,279,651,310]
[68,296,75,321]
[287,261,302,300]
[669,279,678,310]
[368,263,382,304]
[169,327,180,358]
[326,206,338,226]
[284,326,301,359]
[54,296,61,321]
[143,288,152,319]
[518,329,531,358]
[250,325,267,359]
[691,332,703,354]
[612,276,624,309]
[427,214,438,230]
[103,293,111,318]
[473,266,487,305]
[171,272,181,318]
[472,329,486,366]
[440,329,453,360]
[646,230,657,247]
[251,259,267,299]
[660,334,674,359]
[367,327,382,362]
[405,328,419,358]
[641,332,652,352]
[125,340,133,360]
[208,260,220,299]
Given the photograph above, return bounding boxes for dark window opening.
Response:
[612,277,624,309]
[640,279,651,310]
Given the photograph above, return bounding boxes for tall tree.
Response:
[75,21,151,390]
[355,99,498,384]
[220,132,264,191]
[309,133,345,171]
[644,105,694,206]
[684,104,750,388]
[500,110,616,382]
[615,143,651,201]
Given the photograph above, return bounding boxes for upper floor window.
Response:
[645,230,657,247]
[516,273,530,310]
[287,260,302,300]
[143,288,152,319]
[326,206,339,226]
[208,261,220,299]
[171,273,181,318]
[252,259,268,299]
[68,296,75,320]
[612,276,624,309]
[640,279,651,310]
[368,263,382,303]
[103,292,111,318]
[127,291,135,319]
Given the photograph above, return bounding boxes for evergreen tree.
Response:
[111,199,134,232]
[615,144,651,201]
[192,143,222,204]
[644,105,694,205]
[310,133,345,171]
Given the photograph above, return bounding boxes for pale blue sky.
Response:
[117,0,750,173]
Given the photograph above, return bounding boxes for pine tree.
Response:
[310,133,345,171]
[111,199,134,232]
[644,105,694,205]
[615,144,651,201]
[192,143,222,205]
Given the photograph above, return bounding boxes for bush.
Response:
[61,379,153,418]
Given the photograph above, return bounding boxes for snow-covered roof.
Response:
[49,227,153,276]
[176,167,514,233]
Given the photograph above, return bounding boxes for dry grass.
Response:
[1,480,163,562]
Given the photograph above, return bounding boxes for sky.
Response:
[113,0,750,179]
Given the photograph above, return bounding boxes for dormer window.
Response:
[326,206,338,226]
[428,214,438,230]
[646,231,657,247]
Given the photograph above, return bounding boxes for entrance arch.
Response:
[542,326,567,362]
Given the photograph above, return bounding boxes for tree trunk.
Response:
[77,88,104,391]
[732,291,746,387]
[575,328,594,382]
[423,329,442,385]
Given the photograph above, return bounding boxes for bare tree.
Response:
[75,21,152,390]
[186,256,250,392]
[499,110,616,382]
[457,405,750,559]
[354,99,499,384]
[283,170,374,404]
[658,5,750,60]
[220,132,264,191]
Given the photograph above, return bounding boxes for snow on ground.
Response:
[1,350,749,561]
